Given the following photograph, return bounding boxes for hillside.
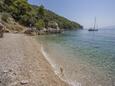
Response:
[32,5,83,29]
[0,0,83,30]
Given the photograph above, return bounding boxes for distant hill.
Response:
[0,0,83,30]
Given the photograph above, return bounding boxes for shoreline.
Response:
[40,45,81,86]
[33,36,71,86]
[39,39,82,86]
[40,45,68,83]
[0,33,69,86]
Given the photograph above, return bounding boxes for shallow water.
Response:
[37,29,115,86]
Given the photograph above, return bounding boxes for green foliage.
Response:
[35,19,45,30]
[48,21,58,28]
[4,0,15,6]
[10,0,32,19]
[6,0,36,26]
[37,5,45,19]
[44,10,83,29]
[0,0,83,30]
[0,0,4,12]
[1,13,10,22]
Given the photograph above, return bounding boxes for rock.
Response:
[24,28,37,36]
[46,21,63,34]
[37,30,46,35]
[48,21,59,29]
[0,23,4,38]
[13,31,18,33]
[42,28,47,32]
[3,70,9,73]
[4,28,10,33]
[0,23,4,29]
[3,69,13,73]
[20,80,29,85]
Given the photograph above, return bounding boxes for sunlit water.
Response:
[37,29,115,86]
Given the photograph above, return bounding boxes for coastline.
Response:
[40,45,82,86]
[38,36,81,86]
[40,45,69,84]
[0,33,69,86]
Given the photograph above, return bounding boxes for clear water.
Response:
[37,29,115,86]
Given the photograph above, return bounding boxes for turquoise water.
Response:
[38,29,115,86]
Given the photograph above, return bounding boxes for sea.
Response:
[37,28,115,86]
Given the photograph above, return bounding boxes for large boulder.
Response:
[24,28,37,36]
[48,21,59,29]
[47,21,62,34]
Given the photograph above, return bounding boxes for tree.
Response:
[37,5,45,19]
[0,0,4,12]
[19,12,36,26]
[35,19,45,30]
[0,0,82,29]
[4,0,15,6]
[7,0,35,26]
[1,13,10,22]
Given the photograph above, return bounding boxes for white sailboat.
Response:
[88,17,98,31]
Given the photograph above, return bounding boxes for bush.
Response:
[35,19,45,30]
[1,13,10,22]
[0,0,82,29]
[37,5,45,19]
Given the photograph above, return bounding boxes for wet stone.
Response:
[20,80,29,85]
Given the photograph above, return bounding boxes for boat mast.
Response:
[94,17,96,29]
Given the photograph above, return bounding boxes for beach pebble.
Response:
[3,70,9,73]
[20,80,29,85]
[3,69,13,73]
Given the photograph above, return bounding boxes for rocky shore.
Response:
[24,21,64,35]
[0,33,69,86]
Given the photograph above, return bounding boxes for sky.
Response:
[28,0,115,28]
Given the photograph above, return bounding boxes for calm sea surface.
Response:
[37,29,115,86]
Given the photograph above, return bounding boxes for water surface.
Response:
[37,29,115,86]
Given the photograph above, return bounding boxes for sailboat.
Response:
[88,18,98,31]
